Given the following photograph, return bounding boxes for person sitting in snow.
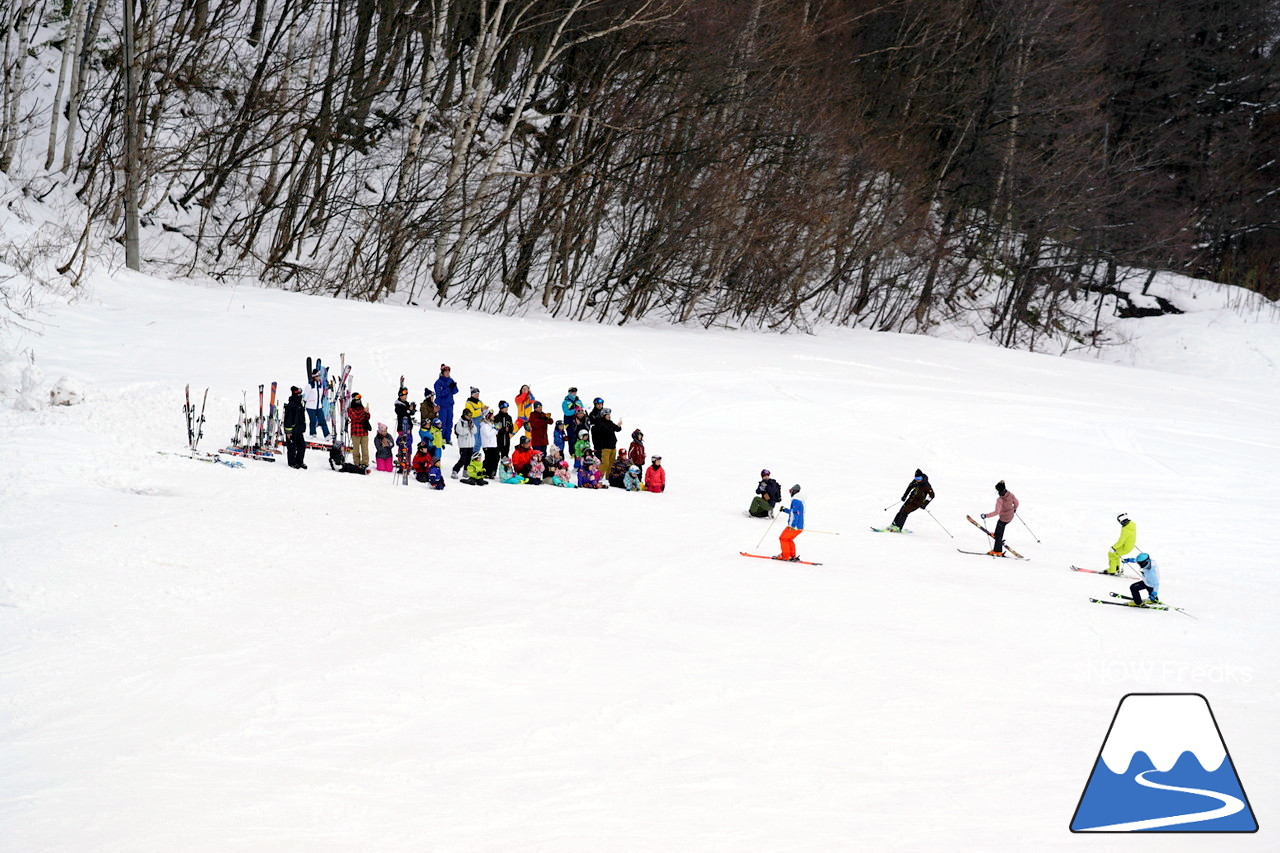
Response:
[460,451,489,485]
[527,451,546,485]
[425,460,445,490]
[412,441,434,483]
[497,456,527,484]
[624,464,643,491]
[607,454,630,488]
[551,459,577,488]
[578,457,604,489]
[644,455,665,493]
[510,435,535,476]
[749,469,781,517]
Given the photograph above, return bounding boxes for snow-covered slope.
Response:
[1,272,1276,851]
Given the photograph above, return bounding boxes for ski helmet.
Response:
[1136,552,1151,567]
[579,429,589,438]
[1116,512,1130,525]
[499,401,509,409]
[629,465,640,473]
[431,418,441,427]
[761,468,770,477]
[593,397,604,405]
[790,484,801,496]
[473,451,484,459]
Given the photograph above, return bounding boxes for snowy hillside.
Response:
[1,271,1277,851]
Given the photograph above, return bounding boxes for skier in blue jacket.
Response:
[1121,552,1161,606]
[775,484,805,561]
[562,386,584,419]
[434,364,459,443]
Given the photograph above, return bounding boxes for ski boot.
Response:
[987,550,1004,557]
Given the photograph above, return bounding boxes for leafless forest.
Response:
[3,0,1277,344]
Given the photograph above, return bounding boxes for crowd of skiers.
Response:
[747,468,1161,606]
[280,364,667,493]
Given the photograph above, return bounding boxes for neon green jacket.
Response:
[1111,521,1137,554]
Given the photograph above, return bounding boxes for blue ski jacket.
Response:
[781,497,805,530]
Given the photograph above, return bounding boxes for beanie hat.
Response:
[995,480,1007,496]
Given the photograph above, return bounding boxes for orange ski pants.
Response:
[780,527,802,559]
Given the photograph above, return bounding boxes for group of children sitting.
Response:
[366,384,667,493]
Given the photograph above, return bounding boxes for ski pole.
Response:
[1017,514,1042,543]
[923,507,953,538]
[755,514,780,551]
[804,529,841,535]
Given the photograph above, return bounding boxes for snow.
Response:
[1,271,1277,851]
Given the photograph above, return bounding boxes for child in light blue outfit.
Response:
[1121,552,1161,605]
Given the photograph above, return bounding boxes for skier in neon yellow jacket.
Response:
[1107,513,1138,574]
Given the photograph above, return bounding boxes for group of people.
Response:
[749,468,1162,606]
[280,365,667,494]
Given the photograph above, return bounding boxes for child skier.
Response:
[412,441,434,483]
[775,484,805,561]
[1106,513,1138,575]
[1120,552,1160,605]
[373,423,394,472]
[553,420,567,456]
[578,458,604,489]
[427,417,445,461]
[979,480,1019,557]
[461,451,489,485]
[644,456,665,493]
[607,454,630,488]
[479,409,500,477]
[624,464,643,491]
[890,469,934,531]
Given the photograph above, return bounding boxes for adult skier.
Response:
[434,365,459,443]
[282,385,308,468]
[562,386,583,419]
[979,480,1019,557]
[1106,512,1138,575]
[749,469,781,518]
[775,484,805,561]
[1120,552,1160,606]
[890,469,934,531]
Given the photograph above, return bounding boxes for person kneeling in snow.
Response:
[412,441,434,483]
[624,464,643,491]
[461,451,489,485]
[644,456,665,493]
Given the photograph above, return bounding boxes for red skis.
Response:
[739,551,824,566]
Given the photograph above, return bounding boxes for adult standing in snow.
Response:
[890,469,934,532]
[980,480,1019,557]
[283,386,308,469]
[528,401,553,453]
[1106,512,1138,575]
[592,408,623,473]
[562,386,583,420]
[588,396,607,426]
[776,484,805,561]
[304,369,329,439]
[419,389,438,427]
[434,365,459,443]
[644,455,665,493]
[750,469,781,517]
[347,393,371,468]
[1121,552,1161,606]
[394,388,415,439]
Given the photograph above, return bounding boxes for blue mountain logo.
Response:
[1071,693,1258,832]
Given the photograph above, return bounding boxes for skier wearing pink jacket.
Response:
[979,480,1019,557]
